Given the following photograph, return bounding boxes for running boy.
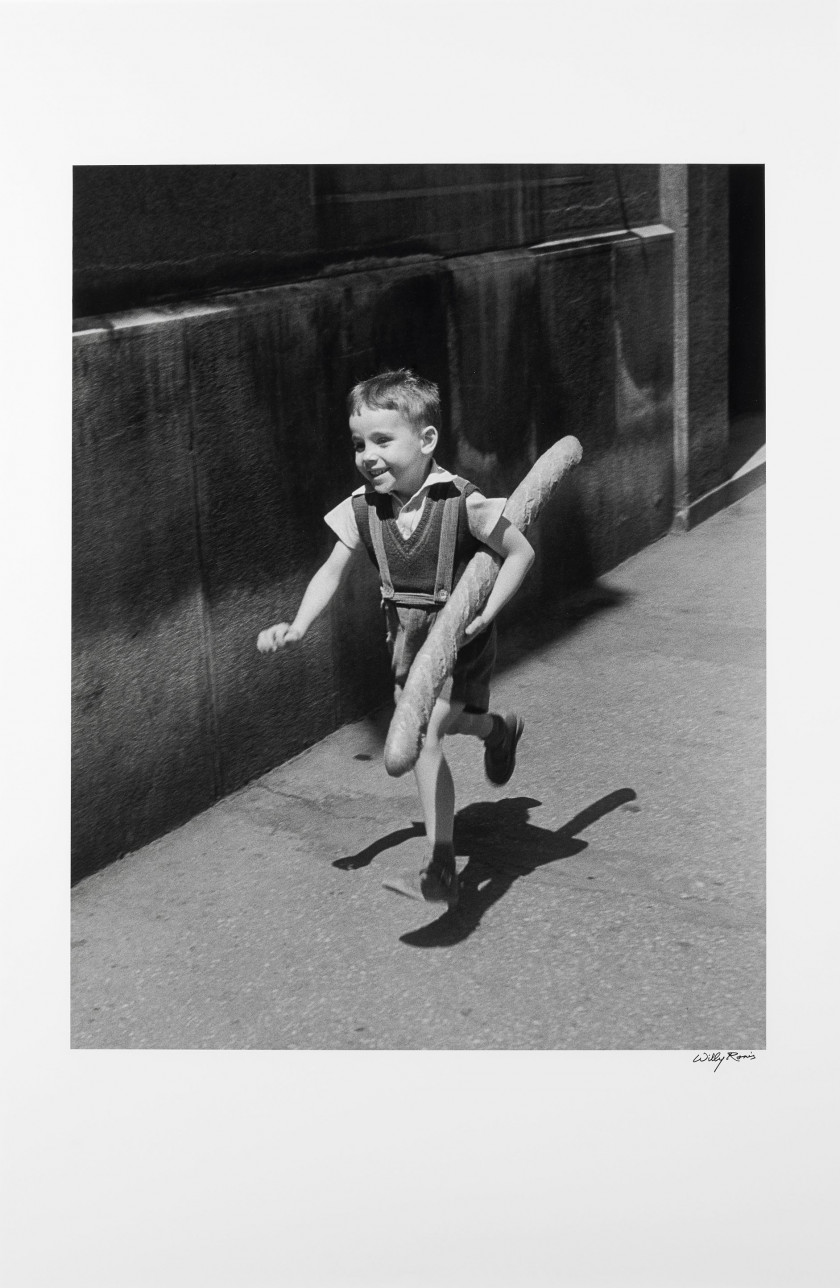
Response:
[257,369,535,907]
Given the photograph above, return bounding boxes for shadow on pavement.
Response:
[333,822,426,870]
[495,581,629,673]
[400,788,637,948]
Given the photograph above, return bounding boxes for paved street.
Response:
[72,487,765,1049]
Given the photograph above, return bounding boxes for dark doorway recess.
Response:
[729,165,765,418]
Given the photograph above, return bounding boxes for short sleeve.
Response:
[324,496,361,549]
[464,491,507,546]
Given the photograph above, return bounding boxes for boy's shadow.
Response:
[332,822,426,870]
[333,788,637,947]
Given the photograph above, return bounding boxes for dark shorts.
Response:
[383,602,497,714]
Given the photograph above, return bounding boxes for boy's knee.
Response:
[424,696,460,746]
[419,733,443,760]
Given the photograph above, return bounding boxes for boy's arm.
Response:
[464,517,535,638]
[257,540,356,652]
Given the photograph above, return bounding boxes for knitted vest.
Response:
[352,477,482,609]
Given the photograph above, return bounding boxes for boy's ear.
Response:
[420,425,438,456]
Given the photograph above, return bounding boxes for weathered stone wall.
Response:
[74,164,661,315]
[73,223,675,879]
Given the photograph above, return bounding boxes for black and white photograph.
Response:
[70,161,767,1053]
[2,3,837,1287]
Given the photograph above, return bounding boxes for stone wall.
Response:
[73,222,675,879]
[73,164,661,314]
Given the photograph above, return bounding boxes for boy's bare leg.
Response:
[382,693,460,904]
[384,696,519,905]
[413,695,461,852]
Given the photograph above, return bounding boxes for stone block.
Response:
[73,165,317,314]
[535,231,675,576]
[339,262,453,418]
[535,164,660,242]
[183,284,362,797]
[613,233,674,442]
[536,242,617,457]
[446,251,541,494]
[313,164,532,259]
[72,326,217,879]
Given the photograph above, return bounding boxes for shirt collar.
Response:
[390,462,453,514]
[351,461,454,505]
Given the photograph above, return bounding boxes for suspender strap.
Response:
[431,489,461,605]
[368,504,395,600]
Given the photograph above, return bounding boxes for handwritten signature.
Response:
[693,1051,756,1072]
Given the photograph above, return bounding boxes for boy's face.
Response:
[349,405,436,501]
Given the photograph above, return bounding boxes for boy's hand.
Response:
[464,614,491,638]
[257,623,303,653]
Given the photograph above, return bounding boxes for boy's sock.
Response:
[483,712,525,786]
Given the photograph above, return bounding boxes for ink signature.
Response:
[693,1051,756,1072]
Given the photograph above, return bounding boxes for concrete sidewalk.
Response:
[72,487,765,1050]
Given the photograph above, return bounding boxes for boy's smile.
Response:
[349,406,437,504]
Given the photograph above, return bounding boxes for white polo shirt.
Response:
[324,463,507,550]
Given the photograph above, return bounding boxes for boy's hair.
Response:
[347,369,441,434]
